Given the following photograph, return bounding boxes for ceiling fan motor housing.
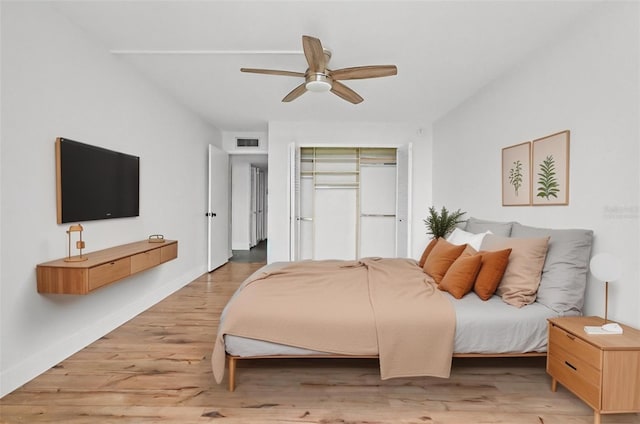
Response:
[305,72,332,92]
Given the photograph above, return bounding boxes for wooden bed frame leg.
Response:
[228,356,236,392]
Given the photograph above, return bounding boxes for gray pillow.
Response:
[511,223,593,314]
[465,217,514,237]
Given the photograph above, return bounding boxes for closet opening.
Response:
[289,145,411,261]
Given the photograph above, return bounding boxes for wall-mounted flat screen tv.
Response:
[56,137,140,224]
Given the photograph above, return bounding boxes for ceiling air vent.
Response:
[236,138,260,148]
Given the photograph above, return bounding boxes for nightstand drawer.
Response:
[548,351,600,409]
[549,324,601,369]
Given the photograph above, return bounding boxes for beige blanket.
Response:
[211,258,455,383]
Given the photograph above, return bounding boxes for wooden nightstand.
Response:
[547,316,640,424]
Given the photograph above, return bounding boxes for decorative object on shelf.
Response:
[148,234,165,243]
[502,141,531,206]
[589,252,622,324]
[64,224,88,262]
[423,206,466,239]
[584,322,623,334]
[532,130,570,206]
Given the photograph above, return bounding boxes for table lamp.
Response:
[589,252,622,323]
[64,224,88,262]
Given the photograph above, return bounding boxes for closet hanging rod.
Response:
[359,162,396,167]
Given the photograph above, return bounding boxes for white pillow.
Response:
[446,228,492,251]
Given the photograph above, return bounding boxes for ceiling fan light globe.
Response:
[305,80,332,92]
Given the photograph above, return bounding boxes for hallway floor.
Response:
[230,239,267,263]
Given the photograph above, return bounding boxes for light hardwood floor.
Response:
[1,261,638,424]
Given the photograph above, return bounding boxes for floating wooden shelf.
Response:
[36,240,178,294]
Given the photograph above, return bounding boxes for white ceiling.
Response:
[51,1,605,133]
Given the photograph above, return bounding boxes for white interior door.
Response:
[257,169,266,241]
[207,144,230,271]
[250,166,257,247]
[396,143,412,257]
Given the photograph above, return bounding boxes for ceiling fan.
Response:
[240,35,397,104]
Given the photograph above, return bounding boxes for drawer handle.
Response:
[110,262,116,265]
[565,334,575,341]
[565,361,577,371]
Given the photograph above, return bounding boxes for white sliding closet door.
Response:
[315,188,358,260]
[289,143,300,261]
[299,175,314,260]
[395,143,411,257]
[312,147,359,260]
[360,163,396,258]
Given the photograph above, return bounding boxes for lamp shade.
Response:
[589,253,622,282]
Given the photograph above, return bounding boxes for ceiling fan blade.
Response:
[241,68,305,78]
[330,81,363,104]
[302,35,326,73]
[330,65,398,81]
[282,83,308,102]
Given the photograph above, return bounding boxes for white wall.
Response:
[432,3,639,327]
[267,121,432,264]
[0,3,220,396]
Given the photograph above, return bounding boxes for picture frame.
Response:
[502,141,531,206]
[532,130,570,206]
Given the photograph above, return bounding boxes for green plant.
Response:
[423,206,466,239]
[508,160,523,196]
[536,155,559,200]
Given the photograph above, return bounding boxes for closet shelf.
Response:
[314,183,359,189]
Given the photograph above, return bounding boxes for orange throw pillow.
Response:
[422,238,468,284]
[439,254,482,299]
[418,238,438,268]
[473,248,513,300]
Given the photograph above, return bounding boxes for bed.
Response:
[212,218,594,391]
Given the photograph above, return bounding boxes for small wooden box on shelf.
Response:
[547,316,640,424]
[36,240,178,295]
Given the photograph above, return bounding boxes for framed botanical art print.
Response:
[502,141,531,206]
[532,130,570,206]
